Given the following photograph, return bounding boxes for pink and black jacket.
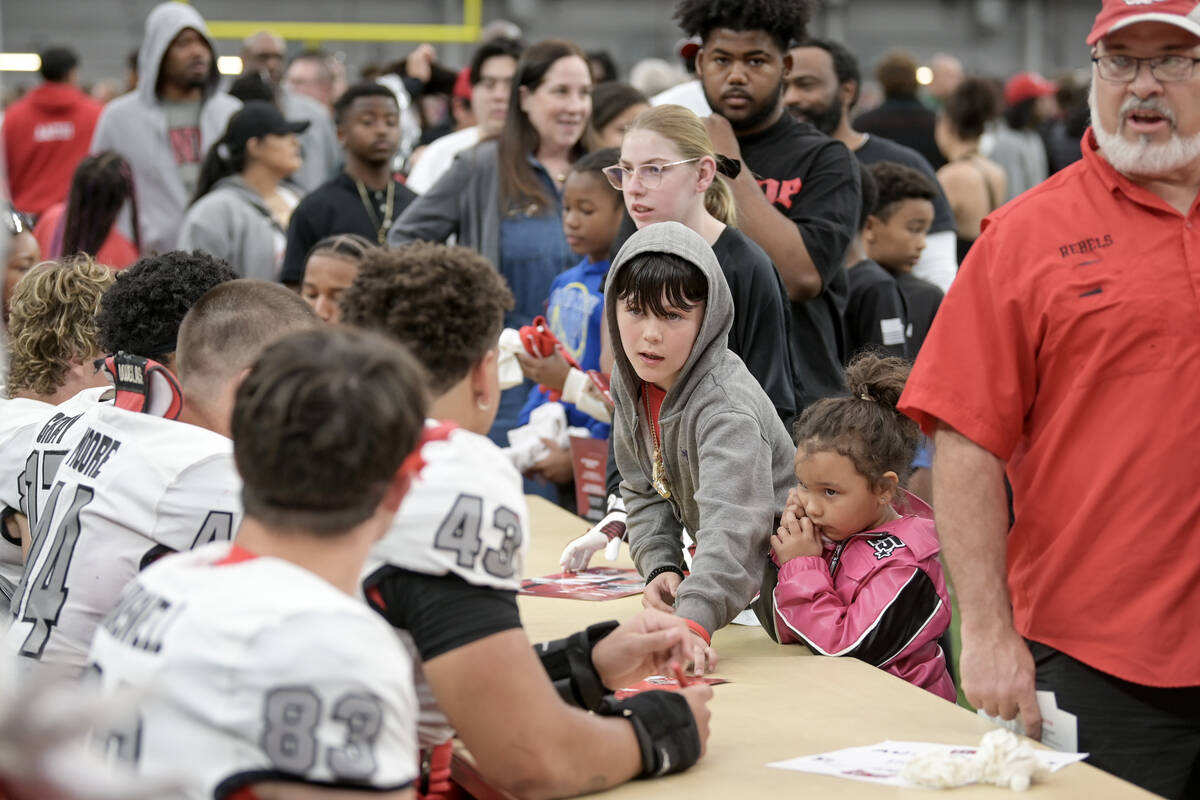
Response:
[771,494,956,701]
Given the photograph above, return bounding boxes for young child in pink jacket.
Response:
[770,354,955,701]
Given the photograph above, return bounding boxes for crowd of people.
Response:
[0,0,1197,797]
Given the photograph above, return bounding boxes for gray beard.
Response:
[1089,79,1200,177]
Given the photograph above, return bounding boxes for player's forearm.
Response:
[482,711,642,800]
[932,424,1013,635]
[729,174,821,301]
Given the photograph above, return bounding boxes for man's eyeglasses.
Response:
[3,209,31,237]
[1092,54,1200,83]
[602,158,701,190]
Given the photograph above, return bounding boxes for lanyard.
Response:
[355,179,395,245]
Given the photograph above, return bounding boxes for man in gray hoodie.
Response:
[609,222,796,663]
[91,2,240,255]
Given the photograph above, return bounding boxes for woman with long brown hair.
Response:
[389,39,593,443]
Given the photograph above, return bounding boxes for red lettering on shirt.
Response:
[756,177,804,209]
[777,178,803,209]
[168,126,202,165]
[757,178,779,204]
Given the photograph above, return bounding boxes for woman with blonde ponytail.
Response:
[605,103,796,424]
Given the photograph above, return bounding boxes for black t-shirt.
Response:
[281,172,417,284]
[855,98,945,170]
[893,271,944,357]
[364,566,522,661]
[738,114,861,410]
[855,135,956,235]
[845,258,908,361]
[710,226,796,425]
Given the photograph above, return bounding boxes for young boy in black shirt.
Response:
[281,83,417,286]
[864,161,943,356]
[844,162,909,360]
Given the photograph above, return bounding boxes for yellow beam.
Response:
[205,0,483,44]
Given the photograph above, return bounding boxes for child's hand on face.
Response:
[785,485,807,520]
[771,509,822,563]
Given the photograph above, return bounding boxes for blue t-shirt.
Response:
[518,256,611,439]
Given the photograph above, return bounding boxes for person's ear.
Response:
[782,51,794,78]
[877,471,900,505]
[245,136,263,160]
[695,155,717,192]
[472,348,500,411]
[838,80,857,112]
[863,215,882,243]
[694,47,707,76]
[518,84,531,114]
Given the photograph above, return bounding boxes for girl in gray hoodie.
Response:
[608,221,795,667]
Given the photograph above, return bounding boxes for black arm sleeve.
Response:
[364,566,522,661]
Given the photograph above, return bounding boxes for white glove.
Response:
[559,495,626,571]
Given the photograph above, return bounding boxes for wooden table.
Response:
[507,496,1157,798]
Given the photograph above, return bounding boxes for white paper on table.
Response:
[730,609,761,626]
[766,740,1087,788]
[975,691,1079,753]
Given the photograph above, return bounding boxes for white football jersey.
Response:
[0,388,111,614]
[5,403,241,676]
[20,386,113,530]
[0,396,53,609]
[88,543,418,798]
[362,420,532,748]
[367,421,531,591]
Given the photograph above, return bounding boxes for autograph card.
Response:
[518,567,645,600]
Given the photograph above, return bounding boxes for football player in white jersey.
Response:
[18,251,238,536]
[5,280,318,677]
[0,257,115,611]
[342,243,713,798]
[89,326,429,799]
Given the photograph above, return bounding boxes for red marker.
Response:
[671,662,695,688]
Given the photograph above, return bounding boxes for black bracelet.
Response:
[535,620,620,712]
[597,691,702,777]
[645,565,685,584]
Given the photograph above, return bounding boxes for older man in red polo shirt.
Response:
[898,2,1200,797]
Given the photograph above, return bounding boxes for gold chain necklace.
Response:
[642,389,671,499]
[355,179,395,245]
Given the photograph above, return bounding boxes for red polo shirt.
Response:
[899,129,1200,688]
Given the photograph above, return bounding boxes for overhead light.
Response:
[0,53,41,72]
[217,56,243,76]
[916,66,934,86]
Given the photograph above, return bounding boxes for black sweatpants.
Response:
[1030,641,1200,799]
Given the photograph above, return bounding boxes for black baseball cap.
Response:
[223,100,310,149]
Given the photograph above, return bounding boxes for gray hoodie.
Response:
[177,175,291,281]
[608,222,796,634]
[91,2,241,255]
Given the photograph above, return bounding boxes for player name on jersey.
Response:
[35,410,86,445]
[65,428,123,480]
[101,582,180,654]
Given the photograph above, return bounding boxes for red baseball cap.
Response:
[1004,71,1057,106]
[1087,0,1200,46]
